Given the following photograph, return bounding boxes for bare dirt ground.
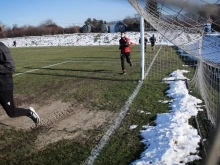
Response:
[0,100,118,149]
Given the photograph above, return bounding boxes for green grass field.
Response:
[0,45,199,165]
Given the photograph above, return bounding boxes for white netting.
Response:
[128,0,220,164]
[128,0,220,124]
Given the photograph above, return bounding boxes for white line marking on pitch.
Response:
[84,45,162,165]
[13,60,124,77]
[84,80,144,165]
[13,61,69,77]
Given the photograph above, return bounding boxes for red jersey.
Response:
[119,37,134,53]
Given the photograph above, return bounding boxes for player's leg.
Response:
[0,90,40,124]
[0,90,28,117]
[120,53,126,74]
[125,52,132,67]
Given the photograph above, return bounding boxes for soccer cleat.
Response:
[28,107,40,125]
[130,62,133,67]
[122,70,126,75]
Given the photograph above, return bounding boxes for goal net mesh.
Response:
[128,0,220,164]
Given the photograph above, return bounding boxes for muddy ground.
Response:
[0,100,118,149]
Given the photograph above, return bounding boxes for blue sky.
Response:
[1,0,138,27]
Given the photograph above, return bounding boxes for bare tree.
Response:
[39,19,57,27]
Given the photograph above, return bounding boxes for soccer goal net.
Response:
[128,0,220,164]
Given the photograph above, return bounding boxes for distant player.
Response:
[0,42,40,126]
[13,40,16,47]
[149,34,156,52]
[119,32,134,75]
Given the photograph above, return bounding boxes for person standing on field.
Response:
[0,42,40,126]
[13,40,16,47]
[149,34,156,52]
[119,32,134,75]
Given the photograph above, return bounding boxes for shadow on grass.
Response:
[24,72,137,82]
[70,56,119,59]
[0,122,9,127]
[23,67,113,73]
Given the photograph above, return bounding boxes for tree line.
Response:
[0,2,219,38]
[0,17,141,38]
[0,19,81,38]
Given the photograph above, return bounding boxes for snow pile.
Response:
[0,32,172,48]
[133,70,203,165]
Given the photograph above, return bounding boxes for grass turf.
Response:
[0,45,200,165]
